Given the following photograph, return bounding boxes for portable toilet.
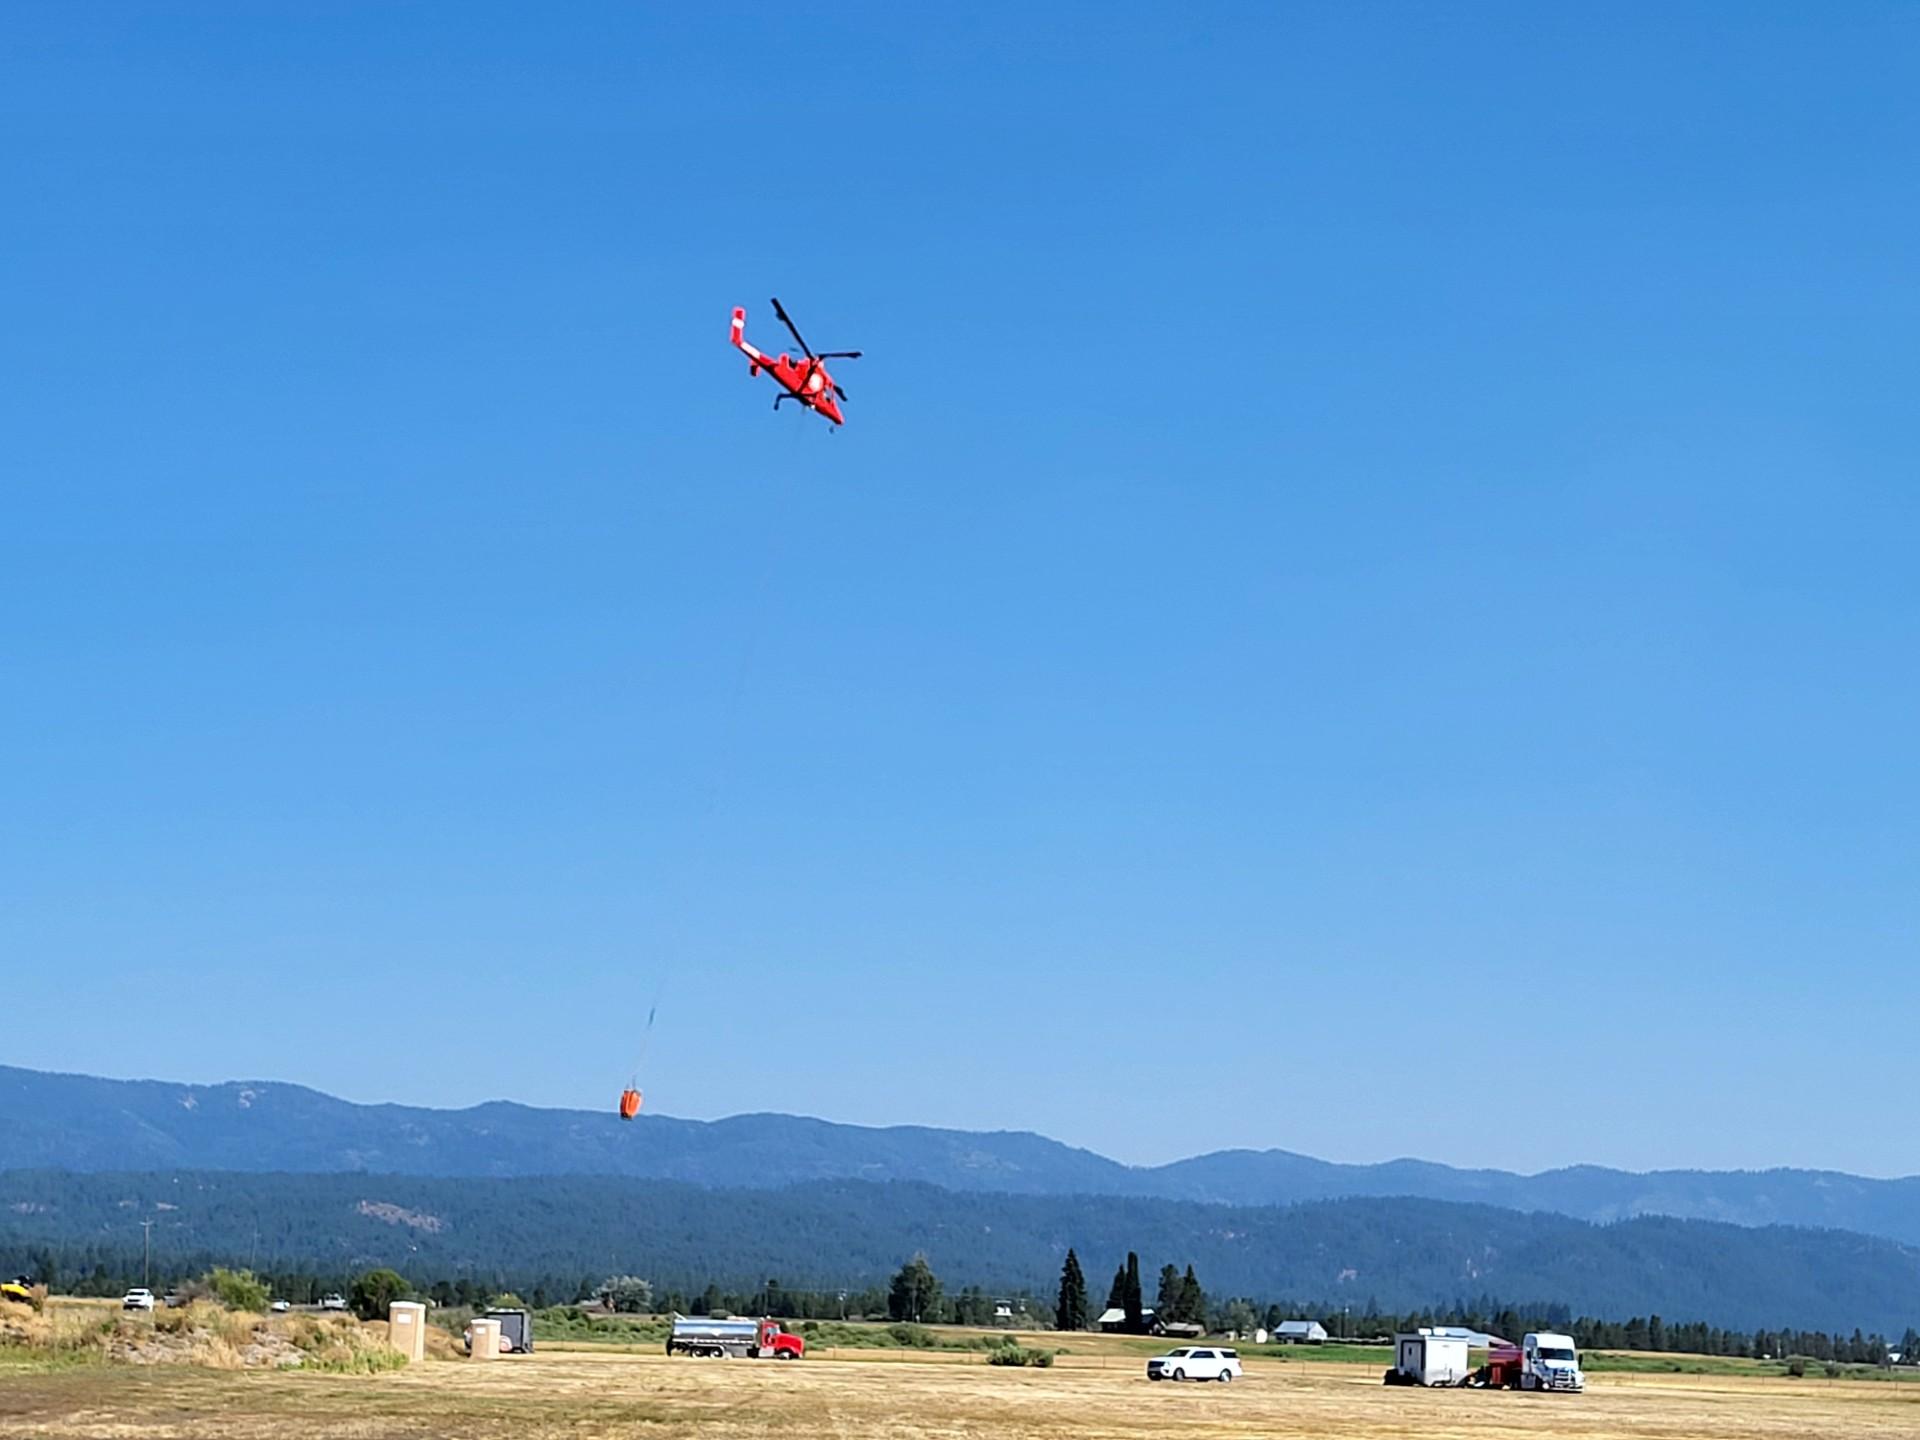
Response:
[387,1301,427,1362]
[1394,1329,1471,1386]
[468,1317,501,1360]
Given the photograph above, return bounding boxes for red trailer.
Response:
[1478,1339,1523,1388]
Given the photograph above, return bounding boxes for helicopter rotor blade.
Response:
[769,297,814,360]
[832,384,848,402]
[815,351,862,360]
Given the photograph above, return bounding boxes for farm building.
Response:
[1273,1320,1329,1344]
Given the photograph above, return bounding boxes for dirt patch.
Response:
[355,1200,446,1232]
[105,1319,301,1369]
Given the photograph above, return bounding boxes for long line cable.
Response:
[622,471,802,1103]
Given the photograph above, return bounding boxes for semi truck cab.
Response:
[1521,1332,1584,1392]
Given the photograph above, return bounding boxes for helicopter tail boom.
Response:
[729,306,763,362]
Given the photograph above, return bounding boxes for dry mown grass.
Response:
[3,1342,1917,1440]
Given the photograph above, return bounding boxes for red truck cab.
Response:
[758,1319,805,1358]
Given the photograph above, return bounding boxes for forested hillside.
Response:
[4,1169,1918,1335]
[6,1066,1919,1243]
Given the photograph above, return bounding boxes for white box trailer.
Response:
[1387,1330,1472,1386]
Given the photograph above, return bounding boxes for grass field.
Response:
[6,1335,1919,1440]
[532,1314,1920,1384]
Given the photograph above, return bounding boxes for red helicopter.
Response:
[729,298,861,425]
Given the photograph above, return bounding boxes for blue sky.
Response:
[4,3,1917,1175]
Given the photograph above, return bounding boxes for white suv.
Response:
[1147,1346,1242,1382]
[122,1288,157,1312]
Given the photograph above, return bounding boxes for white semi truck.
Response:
[1386,1328,1585,1393]
[1511,1332,1585,1391]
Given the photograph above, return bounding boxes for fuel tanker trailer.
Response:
[666,1315,806,1359]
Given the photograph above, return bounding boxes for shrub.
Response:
[348,1269,410,1322]
[1786,1357,1808,1377]
[429,1305,476,1337]
[0,1296,53,1349]
[527,1307,669,1345]
[287,1314,407,1373]
[208,1307,266,1348]
[986,1344,1055,1367]
[206,1268,270,1312]
[1823,1362,1844,1379]
[790,1321,997,1353]
[600,1276,654,1314]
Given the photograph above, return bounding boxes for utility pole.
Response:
[141,1220,154,1291]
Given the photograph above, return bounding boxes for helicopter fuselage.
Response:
[730,306,847,424]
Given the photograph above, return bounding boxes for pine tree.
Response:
[888,1255,942,1323]
[1107,1264,1127,1313]
[1178,1265,1204,1326]
[1155,1264,1182,1321]
[1123,1252,1144,1333]
[1056,1249,1089,1333]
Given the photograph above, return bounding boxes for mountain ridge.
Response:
[5,1168,1918,1335]
[6,1064,1918,1244]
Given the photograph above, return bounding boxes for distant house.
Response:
[1097,1307,1164,1335]
[1274,1320,1329,1344]
[992,1302,1014,1321]
[1160,1321,1205,1340]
